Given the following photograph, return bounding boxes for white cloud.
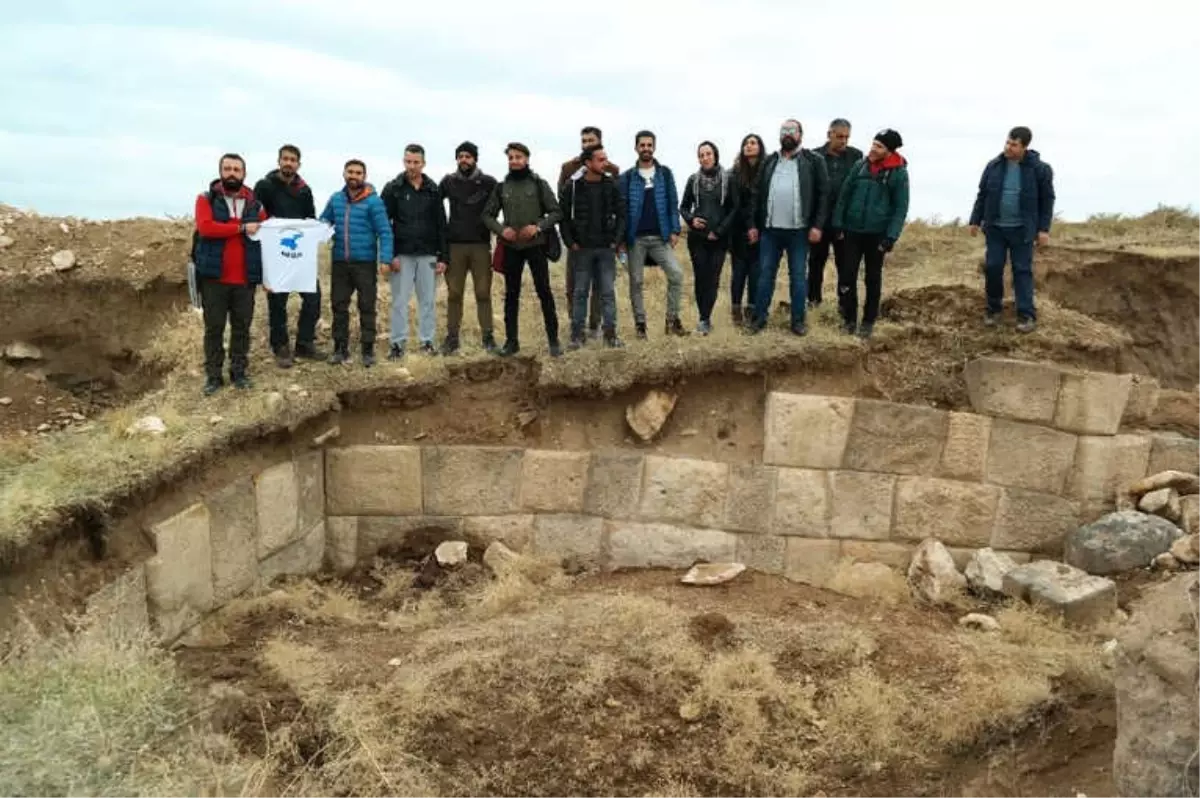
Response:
[1,0,1197,220]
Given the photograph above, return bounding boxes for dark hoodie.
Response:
[969,149,1055,240]
[380,172,448,260]
[439,168,499,245]
[253,170,316,220]
[832,153,910,242]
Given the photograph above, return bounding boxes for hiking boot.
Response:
[497,340,520,357]
[841,321,858,336]
[419,341,437,356]
[695,320,712,336]
[274,345,294,369]
[603,329,625,349]
[568,337,583,352]
[388,343,405,361]
[790,323,808,337]
[731,304,743,326]
[361,346,376,368]
[857,324,874,340]
[548,340,563,358]
[293,342,323,361]
[984,312,1000,328]
[231,373,252,390]
[328,345,350,365]
[635,322,648,340]
[482,333,498,354]
[665,317,686,337]
[748,316,767,335]
[1016,317,1037,334]
[440,335,460,356]
[202,376,223,396]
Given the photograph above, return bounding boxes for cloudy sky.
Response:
[2,0,1197,222]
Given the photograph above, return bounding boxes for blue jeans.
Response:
[754,228,809,327]
[984,225,1036,320]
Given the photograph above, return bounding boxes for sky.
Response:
[2,0,1198,223]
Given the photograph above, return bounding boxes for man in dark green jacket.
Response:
[481,142,564,357]
[832,128,910,339]
[809,119,863,307]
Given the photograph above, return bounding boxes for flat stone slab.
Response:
[763,393,854,469]
[680,562,746,585]
[1001,560,1117,626]
[963,357,1061,424]
[1053,369,1132,435]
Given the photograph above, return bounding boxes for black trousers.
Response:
[688,233,726,323]
[503,245,558,344]
[729,237,760,309]
[331,260,378,350]
[838,232,886,327]
[201,280,255,380]
[807,229,846,304]
[267,288,320,351]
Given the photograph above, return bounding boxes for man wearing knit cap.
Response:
[439,141,499,354]
[831,128,909,339]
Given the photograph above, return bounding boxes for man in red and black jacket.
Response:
[193,153,267,395]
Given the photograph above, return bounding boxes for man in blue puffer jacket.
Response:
[320,159,394,366]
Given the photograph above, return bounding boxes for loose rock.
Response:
[1001,560,1117,626]
[125,415,167,436]
[312,426,340,447]
[1169,532,1199,566]
[964,547,1017,596]
[434,540,469,568]
[0,397,11,406]
[3,341,43,362]
[0,235,13,250]
[1119,469,1200,509]
[209,415,224,425]
[50,249,76,271]
[1181,494,1199,535]
[958,613,1001,632]
[1064,510,1184,575]
[907,538,966,604]
[625,389,678,442]
[681,562,746,586]
[483,541,520,574]
[1151,552,1180,571]
[59,222,70,234]
[36,422,51,433]
[1138,487,1182,523]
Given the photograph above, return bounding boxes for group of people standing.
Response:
[192,119,1055,396]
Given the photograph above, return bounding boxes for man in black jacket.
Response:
[439,141,499,354]
[809,120,862,307]
[559,145,626,349]
[381,144,448,359]
[253,144,319,368]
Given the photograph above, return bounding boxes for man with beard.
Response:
[618,130,684,339]
[438,141,499,354]
[253,144,320,369]
[559,126,621,338]
[319,159,393,367]
[482,142,564,358]
[381,144,448,359]
[748,119,831,336]
[193,153,267,395]
[809,120,862,307]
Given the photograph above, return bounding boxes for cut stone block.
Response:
[723,464,777,534]
[963,357,1062,423]
[583,451,645,520]
[985,419,1077,494]
[830,470,895,540]
[991,488,1080,553]
[357,516,463,560]
[639,455,729,528]
[532,514,605,566]
[423,446,523,515]
[763,393,854,469]
[772,468,830,537]
[964,547,1018,596]
[840,540,916,570]
[461,515,535,552]
[206,478,259,603]
[520,449,588,513]
[784,538,843,587]
[144,503,214,642]
[1068,434,1152,502]
[1122,374,1160,425]
[891,477,1001,548]
[735,533,787,575]
[1001,560,1117,626]
[843,399,948,476]
[1147,433,1199,476]
[325,446,422,516]
[259,522,326,586]
[325,516,359,574]
[255,460,300,559]
[938,412,992,482]
[1053,369,1133,435]
[295,451,325,535]
[608,521,736,569]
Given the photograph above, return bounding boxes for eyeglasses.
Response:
[780,125,800,134]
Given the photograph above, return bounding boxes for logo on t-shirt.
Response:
[279,230,304,258]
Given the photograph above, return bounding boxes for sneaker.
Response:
[748,317,767,335]
[589,326,603,341]
[695,320,712,336]
[274,346,294,369]
[603,332,625,349]
[790,323,808,337]
[568,334,584,351]
[482,333,498,354]
[328,347,349,365]
[202,376,223,396]
[497,341,520,357]
[293,342,324,361]
[548,340,563,358]
[440,335,460,356]
[635,322,648,340]
[857,324,874,340]
[841,322,857,336]
[362,348,376,368]
[1016,317,1037,334]
[731,305,743,326]
[419,341,436,356]
[984,312,1000,328]
[388,343,405,361]
[231,373,252,390]
[665,317,686,337]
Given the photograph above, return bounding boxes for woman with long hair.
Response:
[679,140,736,335]
[729,133,765,326]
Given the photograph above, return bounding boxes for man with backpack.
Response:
[192,153,267,396]
[748,119,831,336]
[253,144,319,368]
[481,142,564,357]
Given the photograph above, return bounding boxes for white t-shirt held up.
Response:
[250,218,333,293]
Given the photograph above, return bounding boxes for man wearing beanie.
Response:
[439,140,499,354]
[559,126,621,338]
[968,126,1056,334]
[831,127,909,339]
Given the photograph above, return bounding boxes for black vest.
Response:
[192,190,264,283]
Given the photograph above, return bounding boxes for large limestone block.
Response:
[295,451,325,534]
[638,455,729,528]
[462,515,535,552]
[259,522,326,586]
[783,538,843,587]
[763,393,854,469]
[1001,560,1116,626]
[723,464,777,534]
[735,533,787,575]
[325,446,422,516]
[1122,374,1160,425]
[532,514,605,566]
[255,460,300,559]
[357,516,463,560]
[1067,434,1152,502]
[843,399,948,476]
[608,521,736,569]
[520,449,589,513]
[325,517,359,574]
[937,412,992,482]
[963,357,1062,423]
[772,468,830,537]
[1052,369,1132,435]
[991,488,1080,553]
[144,503,215,641]
[985,419,1077,494]
[583,451,645,520]
[206,478,259,603]
[841,540,917,570]
[1147,433,1199,476]
[423,446,523,515]
[892,477,1001,548]
[830,471,895,540]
